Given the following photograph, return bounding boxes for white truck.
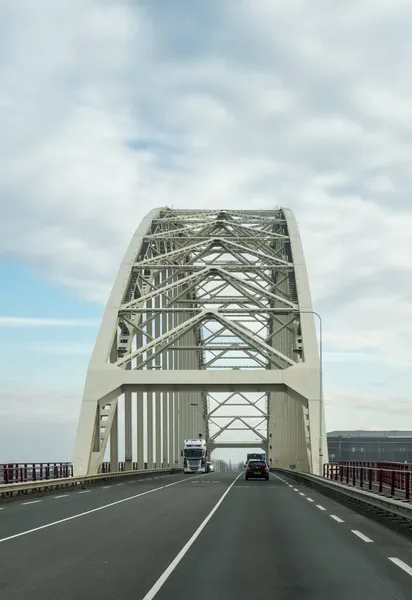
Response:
[183,438,208,473]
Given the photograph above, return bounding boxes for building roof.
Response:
[327,430,412,438]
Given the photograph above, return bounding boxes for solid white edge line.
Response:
[351,530,373,543]
[21,500,41,506]
[316,505,326,511]
[330,515,344,523]
[388,557,412,577]
[141,473,242,600]
[0,475,197,544]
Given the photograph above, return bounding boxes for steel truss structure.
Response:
[73,208,328,476]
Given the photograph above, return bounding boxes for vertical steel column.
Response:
[168,285,175,465]
[161,260,168,467]
[146,299,154,469]
[109,339,118,472]
[188,308,196,437]
[162,392,168,467]
[191,321,201,437]
[155,276,161,468]
[178,295,184,449]
[162,295,168,467]
[110,404,118,472]
[174,281,181,465]
[93,403,101,453]
[182,285,191,442]
[136,329,144,470]
[180,290,189,455]
[124,362,132,470]
[189,289,197,438]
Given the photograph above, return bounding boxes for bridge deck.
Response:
[0,471,411,599]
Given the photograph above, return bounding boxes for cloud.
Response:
[27,342,94,355]
[0,383,81,462]
[323,351,383,365]
[328,391,411,413]
[325,391,412,432]
[1,0,412,444]
[0,317,100,327]
[0,383,80,421]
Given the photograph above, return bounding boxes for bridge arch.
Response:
[72,208,328,476]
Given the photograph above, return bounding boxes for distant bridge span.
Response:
[72,208,328,476]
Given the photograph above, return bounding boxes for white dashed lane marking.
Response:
[273,477,347,523]
[54,495,69,499]
[273,474,412,573]
[191,480,221,484]
[388,558,412,577]
[351,530,373,543]
[21,500,41,506]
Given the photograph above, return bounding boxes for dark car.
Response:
[245,459,269,480]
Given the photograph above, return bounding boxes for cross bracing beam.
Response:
[72,207,328,476]
[210,415,267,419]
[210,442,266,449]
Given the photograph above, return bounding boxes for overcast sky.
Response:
[1,0,412,463]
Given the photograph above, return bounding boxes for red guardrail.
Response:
[0,463,73,484]
[99,461,175,473]
[1,461,176,483]
[100,461,139,473]
[324,461,411,501]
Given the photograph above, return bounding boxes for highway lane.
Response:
[0,472,411,599]
[151,473,412,600]
[272,472,412,569]
[0,472,230,599]
[0,471,192,540]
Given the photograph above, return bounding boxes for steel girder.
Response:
[72,208,328,476]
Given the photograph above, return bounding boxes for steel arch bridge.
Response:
[72,208,328,477]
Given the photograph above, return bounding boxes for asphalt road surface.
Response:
[0,471,411,599]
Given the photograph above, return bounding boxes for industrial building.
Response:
[327,430,412,463]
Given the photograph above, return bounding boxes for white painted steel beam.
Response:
[72,208,327,476]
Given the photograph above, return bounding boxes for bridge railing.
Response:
[0,463,73,484]
[0,461,179,484]
[99,461,177,473]
[324,461,411,501]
